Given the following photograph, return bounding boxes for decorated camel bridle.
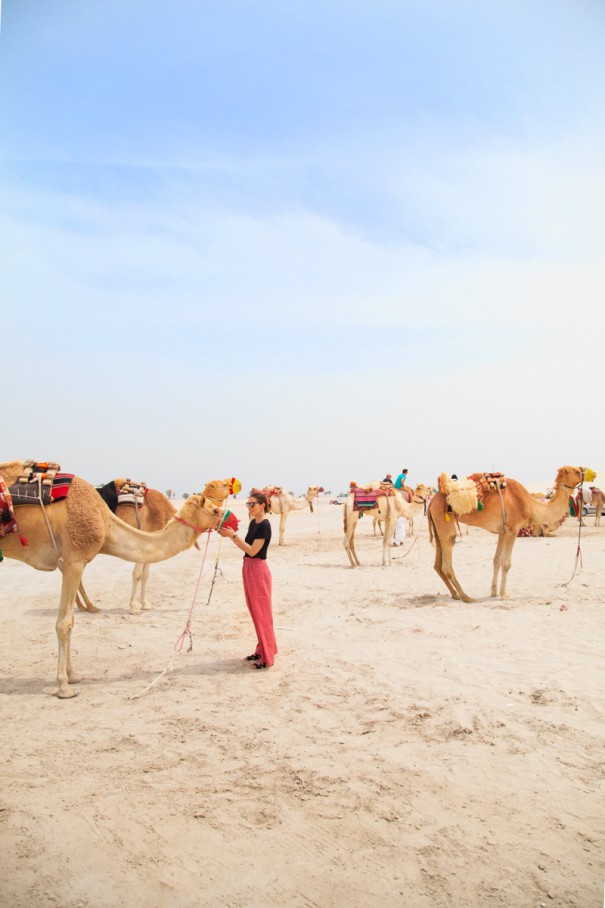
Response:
[173,477,241,536]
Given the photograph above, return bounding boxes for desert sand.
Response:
[1,497,604,907]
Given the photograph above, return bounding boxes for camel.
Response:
[372,484,432,537]
[343,483,431,567]
[265,486,320,545]
[427,466,593,602]
[76,483,177,615]
[0,461,234,698]
[590,487,604,526]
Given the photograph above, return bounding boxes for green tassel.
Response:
[478,502,484,511]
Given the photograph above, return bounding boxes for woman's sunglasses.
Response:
[246,501,259,508]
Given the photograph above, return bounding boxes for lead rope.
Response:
[496,482,508,532]
[37,476,61,563]
[559,484,584,589]
[128,510,229,700]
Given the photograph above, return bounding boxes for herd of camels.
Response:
[0,459,599,699]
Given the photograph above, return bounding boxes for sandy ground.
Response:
[1,498,604,908]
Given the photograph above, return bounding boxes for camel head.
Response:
[554,466,595,491]
[413,483,432,502]
[306,486,320,512]
[181,493,224,526]
[203,478,239,503]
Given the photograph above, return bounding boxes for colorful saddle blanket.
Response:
[0,478,20,541]
[353,485,396,512]
[8,461,74,507]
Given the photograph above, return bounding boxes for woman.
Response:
[218,488,277,670]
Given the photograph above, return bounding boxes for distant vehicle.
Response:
[330,493,350,505]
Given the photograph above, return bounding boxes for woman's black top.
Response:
[244,518,272,559]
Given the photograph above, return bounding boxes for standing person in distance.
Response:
[393,468,409,546]
[218,488,277,670]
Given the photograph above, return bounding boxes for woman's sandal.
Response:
[253,662,268,670]
[245,653,261,661]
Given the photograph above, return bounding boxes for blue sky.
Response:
[1,1,604,495]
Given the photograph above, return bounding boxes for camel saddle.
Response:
[8,461,74,507]
[262,486,283,514]
[117,479,147,507]
[353,484,395,512]
[438,471,507,516]
[96,479,147,514]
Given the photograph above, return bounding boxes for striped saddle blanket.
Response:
[96,479,147,513]
[8,461,74,507]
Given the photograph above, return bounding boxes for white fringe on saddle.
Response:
[438,473,479,516]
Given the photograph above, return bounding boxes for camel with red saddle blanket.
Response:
[76,481,178,615]
[343,482,432,567]
[0,460,235,698]
[427,466,594,602]
[372,483,432,537]
[264,485,320,545]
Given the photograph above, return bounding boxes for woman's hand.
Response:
[217,526,236,538]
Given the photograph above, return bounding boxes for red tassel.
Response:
[19,534,29,547]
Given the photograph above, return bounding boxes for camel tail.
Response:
[427,508,435,546]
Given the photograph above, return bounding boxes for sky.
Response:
[1,0,604,496]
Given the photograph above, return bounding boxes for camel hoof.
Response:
[56,685,79,699]
[130,608,142,616]
[141,602,152,611]
[68,673,84,684]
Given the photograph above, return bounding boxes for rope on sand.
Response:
[558,500,584,590]
[128,533,223,700]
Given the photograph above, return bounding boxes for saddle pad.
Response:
[353,491,379,511]
[9,473,73,506]
[118,492,145,507]
[0,478,19,539]
[96,480,119,513]
[117,479,147,507]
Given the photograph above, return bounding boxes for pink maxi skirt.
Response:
[242,557,277,667]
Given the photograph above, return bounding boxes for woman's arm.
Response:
[218,525,265,557]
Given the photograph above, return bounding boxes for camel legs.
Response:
[382,512,395,566]
[373,517,384,536]
[56,561,85,698]
[343,512,361,567]
[129,562,151,614]
[491,532,516,599]
[76,582,100,613]
[430,514,473,602]
[278,512,287,546]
